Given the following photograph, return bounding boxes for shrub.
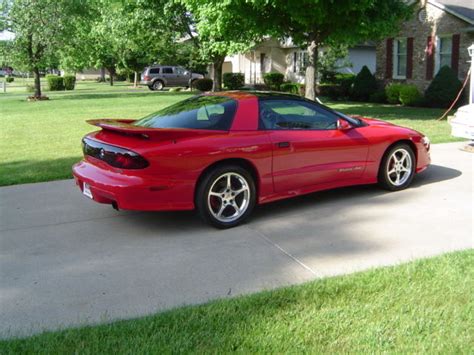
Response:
[399,85,422,106]
[280,82,303,95]
[333,74,355,98]
[385,83,404,104]
[223,73,244,90]
[425,66,463,108]
[46,75,64,91]
[351,66,377,101]
[194,78,213,92]
[263,72,284,91]
[369,90,387,103]
[63,75,76,90]
[318,84,343,100]
[5,76,14,83]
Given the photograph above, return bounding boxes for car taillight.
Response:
[144,75,150,81]
[82,138,149,169]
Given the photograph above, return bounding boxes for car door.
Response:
[259,97,369,193]
[174,67,190,86]
[161,67,177,86]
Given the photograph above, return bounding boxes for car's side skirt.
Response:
[258,177,378,205]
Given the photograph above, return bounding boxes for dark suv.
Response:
[140,65,204,91]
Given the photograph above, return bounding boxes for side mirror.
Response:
[337,119,352,131]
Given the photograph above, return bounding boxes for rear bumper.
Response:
[72,160,195,211]
[140,80,153,86]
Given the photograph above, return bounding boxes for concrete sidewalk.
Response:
[1,142,472,338]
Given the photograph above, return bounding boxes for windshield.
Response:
[134,95,237,130]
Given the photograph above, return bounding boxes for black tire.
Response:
[196,164,256,229]
[152,80,164,91]
[147,85,154,91]
[378,143,416,191]
[190,79,197,90]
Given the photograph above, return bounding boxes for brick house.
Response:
[376,0,474,90]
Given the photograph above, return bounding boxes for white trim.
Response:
[392,38,407,79]
[428,0,474,25]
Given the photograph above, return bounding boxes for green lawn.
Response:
[0,81,460,186]
[1,250,472,353]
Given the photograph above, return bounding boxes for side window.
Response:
[259,99,339,130]
[149,68,160,74]
[175,67,185,75]
[162,67,173,74]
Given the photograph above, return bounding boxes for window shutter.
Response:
[451,34,460,76]
[407,37,414,79]
[385,38,393,79]
[426,36,434,80]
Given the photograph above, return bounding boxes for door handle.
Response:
[277,141,290,148]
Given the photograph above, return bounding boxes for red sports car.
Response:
[73,91,430,228]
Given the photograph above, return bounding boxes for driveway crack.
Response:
[247,226,318,277]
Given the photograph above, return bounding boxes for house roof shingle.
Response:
[431,0,474,24]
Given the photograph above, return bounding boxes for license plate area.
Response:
[83,182,93,199]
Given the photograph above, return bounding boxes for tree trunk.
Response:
[33,67,41,98]
[107,67,115,86]
[305,39,319,100]
[211,56,225,92]
[134,71,138,88]
[99,68,106,82]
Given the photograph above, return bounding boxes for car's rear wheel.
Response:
[196,165,256,228]
[147,85,154,91]
[152,80,164,91]
[378,143,415,191]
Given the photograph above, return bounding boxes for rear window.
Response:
[149,68,160,74]
[133,95,237,130]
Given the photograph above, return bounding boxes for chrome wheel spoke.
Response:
[208,172,251,223]
[387,148,412,187]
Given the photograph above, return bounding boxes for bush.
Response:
[351,66,377,101]
[425,66,463,108]
[263,72,284,91]
[385,83,404,104]
[223,73,244,90]
[5,76,14,83]
[194,78,213,92]
[318,84,343,100]
[63,75,76,90]
[46,75,64,91]
[280,82,303,95]
[369,90,387,103]
[336,74,355,98]
[399,85,422,106]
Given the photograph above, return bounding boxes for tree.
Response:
[181,0,265,91]
[251,0,413,99]
[2,0,82,97]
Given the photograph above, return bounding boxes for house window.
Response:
[436,36,452,73]
[393,38,407,79]
[260,53,266,74]
[293,50,308,74]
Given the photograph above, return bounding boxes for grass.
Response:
[1,250,472,353]
[0,81,461,186]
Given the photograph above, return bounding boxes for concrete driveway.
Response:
[1,142,472,338]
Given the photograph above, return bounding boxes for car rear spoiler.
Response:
[87,119,226,140]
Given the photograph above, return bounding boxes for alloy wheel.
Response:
[387,148,413,187]
[207,172,251,223]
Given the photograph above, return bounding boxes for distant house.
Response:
[224,38,376,85]
[375,0,474,90]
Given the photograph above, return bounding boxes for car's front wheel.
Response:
[196,165,256,228]
[378,143,416,191]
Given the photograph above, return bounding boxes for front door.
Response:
[259,98,369,193]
